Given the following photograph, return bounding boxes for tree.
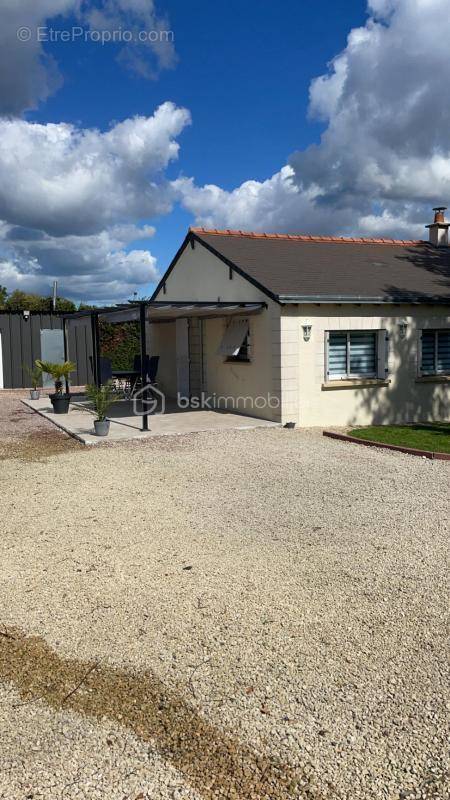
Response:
[4,290,76,313]
[0,285,7,309]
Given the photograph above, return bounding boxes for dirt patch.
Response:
[0,626,303,800]
[0,429,82,462]
[0,394,82,461]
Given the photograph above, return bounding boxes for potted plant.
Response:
[86,381,115,436]
[35,360,76,414]
[24,363,43,400]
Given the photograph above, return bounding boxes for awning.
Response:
[148,302,264,322]
[65,301,265,325]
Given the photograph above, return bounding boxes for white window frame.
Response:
[419,329,450,376]
[325,329,387,381]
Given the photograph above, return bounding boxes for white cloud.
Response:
[0,102,190,236]
[84,0,177,79]
[178,0,450,238]
[0,102,190,299]
[174,167,340,232]
[0,224,160,301]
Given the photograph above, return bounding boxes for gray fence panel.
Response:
[67,319,94,385]
[30,315,41,365]
[21,317,33,383]
[10,315,22,388]
[0,315,12,388]
[0,313,92,389]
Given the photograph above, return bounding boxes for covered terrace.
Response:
[31,300,279,443]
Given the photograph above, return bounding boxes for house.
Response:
[147,207,450,427]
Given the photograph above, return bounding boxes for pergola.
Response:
[62,300,265,431]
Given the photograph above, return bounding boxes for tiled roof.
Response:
[190,227,423,247]
[190,228,450,302]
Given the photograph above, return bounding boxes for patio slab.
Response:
[22,396,278,444]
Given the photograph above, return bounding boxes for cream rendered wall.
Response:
[148,321,177,397]
[286,304,450,427]
[201,306,281,421]
[153,240,282,420]
[158,238,271,304]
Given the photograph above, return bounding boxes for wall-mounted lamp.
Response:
[302,323,312,341]
[22,309,30,321]
[398,320,408,339]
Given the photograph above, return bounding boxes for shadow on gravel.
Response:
[0,430,82,462]
[0,627,303,799]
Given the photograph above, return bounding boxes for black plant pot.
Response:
[50,393,71,414]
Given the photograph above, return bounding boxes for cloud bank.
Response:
[0,102,190,300]
[179,0,450,239]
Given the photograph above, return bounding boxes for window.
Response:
[217,318,251,362]
[327,331,377,380]
[226,329,250,362]
[420,330,450,375]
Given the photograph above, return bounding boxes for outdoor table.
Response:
[112,369,140,397]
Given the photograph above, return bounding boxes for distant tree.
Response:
[4,290,76,313]
[54,296,76,313]
[5,290,44,311]
[0,285,7,309]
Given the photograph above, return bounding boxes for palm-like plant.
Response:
[23,363,42,389]
[85,381,115,420]
[35,360,76,395]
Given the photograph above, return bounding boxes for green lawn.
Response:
[348,423,450,454]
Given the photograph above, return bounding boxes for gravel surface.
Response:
[0,394,449,799]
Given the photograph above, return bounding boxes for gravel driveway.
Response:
[0,394,448,800]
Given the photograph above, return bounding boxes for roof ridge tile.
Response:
[190,226,424,246]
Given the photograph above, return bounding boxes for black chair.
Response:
[88,355,113,384]
[99,356,113,384]
[148,355,159,383]
[133,354,159,384]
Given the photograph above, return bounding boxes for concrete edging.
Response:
[323,430,450,461]
[21,399,99,445]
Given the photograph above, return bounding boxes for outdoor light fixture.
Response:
[22,309,30,321]
[302,323,312,341]
[398,320,408,339]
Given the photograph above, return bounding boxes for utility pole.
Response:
[52,280,58,312]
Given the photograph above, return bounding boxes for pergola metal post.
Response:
[62,317,70,394]
[139,302,149,431]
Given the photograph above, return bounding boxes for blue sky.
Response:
[1,0,449,303]
[31,0,366,281]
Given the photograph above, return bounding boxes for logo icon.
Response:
[132,384,166,417]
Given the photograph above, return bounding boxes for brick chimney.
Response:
[426,206,450,246]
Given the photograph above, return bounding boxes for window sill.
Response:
[322,378,390,390]
[225,358,251,364]
[415,375,450,384]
